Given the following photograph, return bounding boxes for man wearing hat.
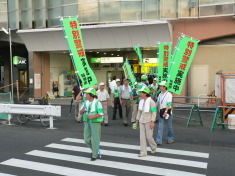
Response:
[156,81,174,145]
[120,78,133,126]
[97,82,110,126]
[80,88,104,161]
[112,78,123,120]
[149,78,159,102]
[131,82,139,123]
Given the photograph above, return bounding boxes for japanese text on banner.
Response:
[61,17,97,88]
[168,36,199,95]
[122,60,137,89]
[157,43,172,83]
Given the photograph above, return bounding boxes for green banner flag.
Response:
[168,36,199,95]
[134,46,143,64]
[157,43,172,83]
[61,17,97,89]
[122,60,137,88]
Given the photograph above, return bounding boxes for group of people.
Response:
[72,75,174,161]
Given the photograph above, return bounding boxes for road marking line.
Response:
[62,138,209,158]
[1,158,115,176]
[26,150,206,176]
[46,143,207,169]
[0,173,18,176]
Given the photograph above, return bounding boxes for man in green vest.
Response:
[80,88,104,161]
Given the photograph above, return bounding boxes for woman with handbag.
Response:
[156,81,174,145]
[136,87,157,157]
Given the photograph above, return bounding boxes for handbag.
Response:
[159,108,171,118]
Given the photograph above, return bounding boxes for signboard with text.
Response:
[157,43,172,83]
[168,36,199,95]
[61,17,97,88]
[122,60,137,89]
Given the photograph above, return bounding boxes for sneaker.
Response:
[156,142,162,145]
[167,141,174,144]
[104,123,108,126]
[123,123,128,127]
[112,117,116,120]
[138,153,147,157]
[90,158,96,161]
[151,149,157,154]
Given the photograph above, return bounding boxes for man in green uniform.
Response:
[80,88,104,161]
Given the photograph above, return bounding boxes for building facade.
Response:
[1,0,235,100]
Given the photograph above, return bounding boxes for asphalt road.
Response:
[0,105,234,176]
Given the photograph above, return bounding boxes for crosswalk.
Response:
[0,137,209,176]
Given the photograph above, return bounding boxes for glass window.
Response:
[78,0,98,23]
[99,1,121,22]
[0,1,7,22]
[200,4,234,17]
[143,0,159,20]
[121,1,142,21]
[8,0,19,29]
[32,0,46,28]
[62,5,78,17]
[160,0,177,19]
[178,0,199,18]
[19,0,32,29]
[48,7,62,27]
[47,0,62,8]
[62,0,78,5]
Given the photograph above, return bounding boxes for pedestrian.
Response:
[112,78,123,120]
[72,83,82,122]
[109,76,116,108]
[131,82,139,123]
[80,88,104,161]
[149,78,159,102]
[120,79,133,126]
[97,82,110,126]
[136,87,157,157]
[137,75,148,89]
[156,81,174,145]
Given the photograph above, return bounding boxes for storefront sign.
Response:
[168,36,199,95]
[91,57,123,63]
[122,60,137,89]
[13,56,27,65]
[143,58,158,64]
[157,43,172,83]
[61,17,97,89]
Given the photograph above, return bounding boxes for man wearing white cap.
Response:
[97,82,110,126]
[149,78,159,102]
[112,78,123,120]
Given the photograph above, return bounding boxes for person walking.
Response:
[112,78,123,120]
[72,84,82,122]
[97,82,110,126]
[149,78,159,102]
[136,87,157,157]
[120,79,133,126]
[156,81,174,145]
[109,76,116,108]
[80,88,104,161]
[131,82,139,123]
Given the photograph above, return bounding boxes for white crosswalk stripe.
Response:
[0,173,18,176]
[0,138,209,176]
[45,143,207,168]
[62,138,209,158]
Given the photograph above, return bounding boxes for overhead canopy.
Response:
[17,21,171,52]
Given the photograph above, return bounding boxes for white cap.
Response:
[153,78,157,81]
[99,82,105,86]
[116,78,121,82]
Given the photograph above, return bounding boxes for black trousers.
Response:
[113,97,122,118]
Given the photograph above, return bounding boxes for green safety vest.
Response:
[114,87,120,98]
[83,100,103,123]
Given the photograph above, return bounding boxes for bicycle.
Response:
[17,114,50,127]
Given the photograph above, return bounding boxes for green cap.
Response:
[137,87,150,94]
[141,75,148,80]
[159,81,168,87]
[83,88,97,96]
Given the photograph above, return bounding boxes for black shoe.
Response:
[120,116,123,119]
[123,123,128,127]
[112,117,116,120]
[104,123,108,126]
[91,157,96,161]
[77,120,82,123]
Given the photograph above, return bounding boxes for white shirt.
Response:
[97,89,110,101]
[157,91,172,109]
[109,80,116,92]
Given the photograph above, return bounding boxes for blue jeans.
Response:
[156,114,174,144]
